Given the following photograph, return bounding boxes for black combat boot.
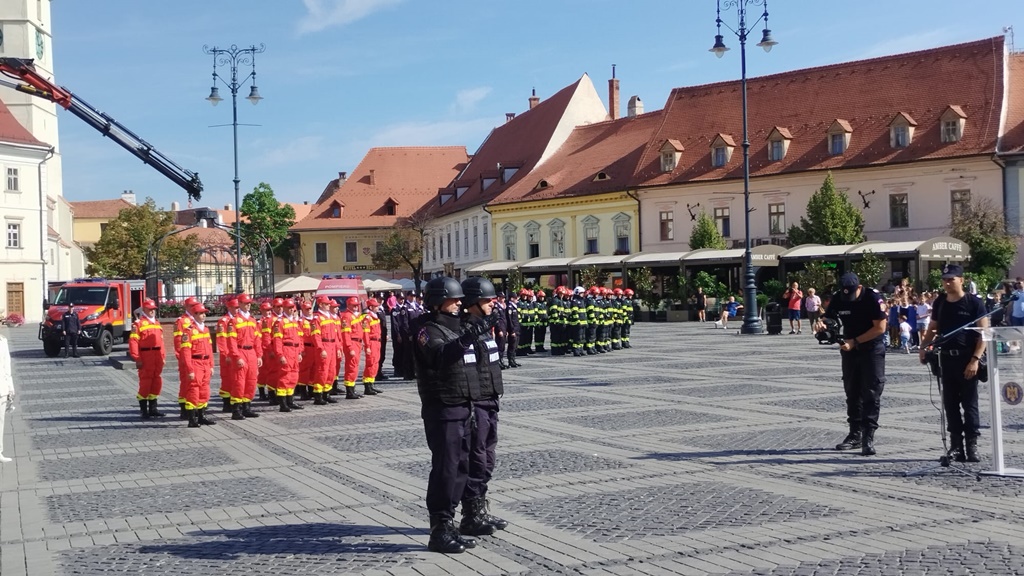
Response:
[345,386,362,400]
[481,498,509,530]
[835,428,862,451]
[860,428,876,456]
[231,403,246,421]
[258,387,267,401]
[268,393,280,406]
[222,397,232,413]
[279,398,292,413]
[427,517,465,554]
[179,403,188,420]
[948,433,966,463]
[313,392,327,405]
[965,436,981,463]
[459,497,496,536]
[197,408,216,425]
[187,409,200,428]
[322,391,338,404]
[371,383,384,394]
[363,384,378,396]
[139,399,151,420]
[287,395,304,410]
[241,402,260,418]
[148,399,166,418]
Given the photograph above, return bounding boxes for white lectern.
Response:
[972,326,1024,478]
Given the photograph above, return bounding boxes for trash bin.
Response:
[765,302,783,335]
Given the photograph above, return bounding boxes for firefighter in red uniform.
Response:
[231,294,263,419]
[129,299,166,419]
[339,296,364,400]
[297,300,320,402]
[272,299,304,412]
[173,296,199,419]
[216,299,239,412]
[314,296,340,405]
[329,300,344,396]
[256,301,274,400]
[361,298,385,396]
[266,298,286,405]
[180,302,217,428]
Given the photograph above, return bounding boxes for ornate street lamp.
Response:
[710,0,776,334]
[202,43,265,293]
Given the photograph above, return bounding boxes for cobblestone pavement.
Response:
[3,322,1024,575]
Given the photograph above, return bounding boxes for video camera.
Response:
[815,317,844,346]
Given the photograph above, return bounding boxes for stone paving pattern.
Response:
[3,323,1024,575]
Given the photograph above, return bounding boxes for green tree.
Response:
[851,250,887,289]
[692,271,729,299]
[372,228,422,288]
[787,172,865,246]
[950,197,1018,278]
[578,265,610,288]
[627,267,658,309]
[787,261,838,295]
[689,211,727,250]
[86,198,198,279]
[239,182,297,261]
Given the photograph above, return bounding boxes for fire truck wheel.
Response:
[43,340,61,357]
[93,329,114,356]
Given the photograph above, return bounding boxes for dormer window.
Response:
[384,199,398,216]
[594,171,610,181]
[535,179,549,190]
[659,139,684,172]
[889,113,917,149]
[482,177,497,190]
[710,134,735,168]
[455,186,468,199]
[827,119,853,155]
[501,166,519,183]
[767,127,792,161]
[439,193,453,205]
[940,105,966,143]
[329,201,343,218]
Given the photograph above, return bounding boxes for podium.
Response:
[972,326,1024,478]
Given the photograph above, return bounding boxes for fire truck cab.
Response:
[39,278,146,356]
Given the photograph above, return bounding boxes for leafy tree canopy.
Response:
[689,211,727,250]
[787,172,865,246]
[851,250,887,289]
[239,182,297,260]
[85,198,197,280]
[949,196,1018,276]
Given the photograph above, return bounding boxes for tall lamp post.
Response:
[202,43,265,293]
[710,0,776,334]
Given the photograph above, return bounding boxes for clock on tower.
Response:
[35,28,44,60]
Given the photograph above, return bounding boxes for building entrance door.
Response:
[6,282,24,316]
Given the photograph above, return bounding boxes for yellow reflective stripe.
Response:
[180,342,193,348]
[272,332,283,338]
[130,334,140,340]
[172,331,183,336]
[341,327,352,332]
[138,324,162,332]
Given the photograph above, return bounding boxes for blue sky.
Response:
[47,0,1020,209]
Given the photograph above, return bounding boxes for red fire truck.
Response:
[39,279,146,356]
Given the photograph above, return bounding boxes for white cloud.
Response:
[297,0,404,34]
[451,87,493,114]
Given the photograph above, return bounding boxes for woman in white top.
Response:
[914,297,931,349]
[0,334,14,463]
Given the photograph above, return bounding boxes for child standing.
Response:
[898,314,912,354]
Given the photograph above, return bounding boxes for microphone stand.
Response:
[903,296,1012,479]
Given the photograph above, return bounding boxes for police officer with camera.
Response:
[814,272,888,456]
[414,276,497,554]
[918,264,987,463]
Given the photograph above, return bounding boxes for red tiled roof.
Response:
[175,225,233,247]
[69,199,134,219]
[491,110,664,205]
[291,146,470,231]
[1001,52,1024,154]
[0,99,45,147]
[633,37,1010,187]
[420,75,595,219]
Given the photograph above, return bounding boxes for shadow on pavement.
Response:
[137,522,423,560]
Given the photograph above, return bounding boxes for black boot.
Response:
[346,386,362,400]
[258,387,267,401]
[330,381,341,396]
[481,498,509,530]
[313,392,327,405]
[371,383,384,394]
[287,395,304,410]
[268,393,280,406]
[323,390,338,404]
[860,428,876,456]
[231,403,246,421]
[300,385,312,401]
[279,398,292,413]
[187,408,200,428]
[459,497,496,536]
[179,404,188,420]
[427,517,465,554]
[363,384,378,396]
[948,433,966,463]
[197,408,216,425]
[966,436,981,463]
[139,399,151,420]
[835,428,862,451]
[147,399,166,419]
[241,402,260,418]
[222,397,232,413]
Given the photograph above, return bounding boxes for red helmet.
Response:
[300,300,312,310]
[272,297,285,307]
[346,296,360,309]
[259,302,272,312]
[283,299,296,309]
[624,288,634,297]
[191,302,209,314]
[604,287,612,296]
[225,298,239,308]
[237,293,253,304]
[183,296,198,308]
[613,288,623,296]
[367,298,380,308]
[588,286,599,296]
[316,295,333,306]
[519,288,531,297]
[142,299,157,310]
[536,290,546,298]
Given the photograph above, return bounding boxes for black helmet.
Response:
[462,276,497,307]
[424,276,464,308]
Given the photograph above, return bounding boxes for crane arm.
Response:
[0,57,203,201]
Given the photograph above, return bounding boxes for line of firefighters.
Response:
[128,293,388,428]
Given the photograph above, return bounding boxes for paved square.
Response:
[4,322,1024,575]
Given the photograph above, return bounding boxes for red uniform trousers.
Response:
[237,349,259,402]
[184,355,213,410]
[363,338,381,382]
[299,343,317,389]
[317,343,337,392]
[218,357,236,401]
[278,344,300,396]
[343,342,363,385]
[137,351,165,400]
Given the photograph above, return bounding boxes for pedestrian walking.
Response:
[804,289,822,327]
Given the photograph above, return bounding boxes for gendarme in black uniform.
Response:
[822,272,887,455]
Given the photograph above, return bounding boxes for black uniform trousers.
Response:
[506,330,519,362]
[464,398,499,500]
[63,331,79,357]
[495,332,507,360]
[378,320,388,375]
[391,337,402,374]
[939,354,981,440]
[840,339,886,431]
[422,400,472,521]
[534,324,546,350]
[400,335,417,379]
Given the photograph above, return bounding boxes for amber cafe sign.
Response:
[931,240,963,252]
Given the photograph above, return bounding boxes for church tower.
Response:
[0,0,62,199]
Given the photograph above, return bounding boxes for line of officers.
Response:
[127,293,389,428]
